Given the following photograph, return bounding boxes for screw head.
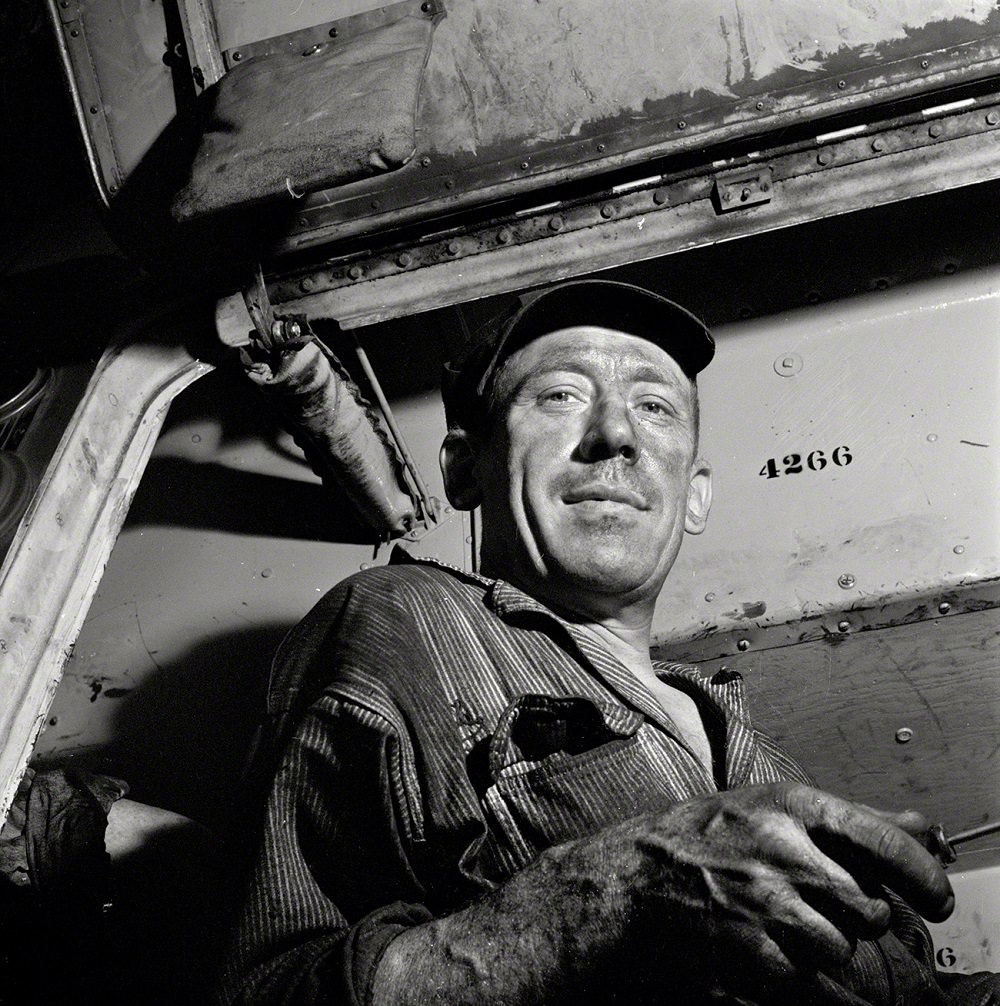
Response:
[895,727,914,744]
[817,150,832,166]
[677,120,687,130]
[737,639,751,652]
[548,215,564,232]
[938,602,951,615]
[497,228,512,245]
[347,265,364,280]
[396,252,412,268]
[600,204,615,219]
[987,111,1000,126]
[420,156,431,167]
[520,161,530,171]
[597,143,606,152]
[447,240,461,256]
[837,79,847,89]
[838,573,856,589]
[838,620,851,633]
[300,276,315,292]
[232,50,242,61]
[755,101,764,111]
[652,188,668,205]
[920,59,930,69]
[871,138,885,152]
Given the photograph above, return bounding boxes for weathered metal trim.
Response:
[45,0,119,205]
[221,0,444,70]
[0,330,213,823]
[264,101,1000,327]
[278,37,1000,250]
[176,0,225,91]
[651,578,1000,665]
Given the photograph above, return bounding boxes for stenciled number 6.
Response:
[832,445,853,466]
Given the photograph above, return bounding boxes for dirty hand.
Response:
[595,782,954,999]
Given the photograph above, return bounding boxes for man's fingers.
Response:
[795,788,955,922]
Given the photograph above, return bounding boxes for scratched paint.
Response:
[421,0,997,155]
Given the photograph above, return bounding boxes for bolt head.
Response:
[447,240,461,256]
[497,228,512,245]
[397,253,412,268]
[347,265,364,280]
[895,727,914,744]
[548,215,564,231]
[300,276,315,292]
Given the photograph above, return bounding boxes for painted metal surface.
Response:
[927,848,1000,974]
[0,328,213,824]
[654,265,1000,644]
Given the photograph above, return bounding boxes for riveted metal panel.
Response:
[653,265,1000,648]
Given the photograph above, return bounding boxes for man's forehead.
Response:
[502,325,692,385]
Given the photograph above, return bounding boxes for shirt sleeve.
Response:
[218,693,433,1006]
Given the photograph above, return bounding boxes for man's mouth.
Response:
[561,484,649,509]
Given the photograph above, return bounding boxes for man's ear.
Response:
[439,429,483,511]
[684,459,713,535]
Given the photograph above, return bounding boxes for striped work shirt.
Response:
[220,552,941,1005]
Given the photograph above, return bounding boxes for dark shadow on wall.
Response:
[126,455,377,544]
[59,623,295,836]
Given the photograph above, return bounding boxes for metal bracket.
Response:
[712,167,774,214]
[223,0,444,69]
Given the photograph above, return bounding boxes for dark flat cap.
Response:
[443,279,714,429]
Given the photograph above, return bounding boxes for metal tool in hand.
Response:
[927,820,1000,865]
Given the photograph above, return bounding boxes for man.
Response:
[221,280,992,1005]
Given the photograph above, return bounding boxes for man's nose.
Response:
[578,397,639,464]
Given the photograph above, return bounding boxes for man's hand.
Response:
[563,781,955,1000]
[375,783,954,1005]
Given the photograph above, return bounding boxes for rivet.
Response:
[59,0,69,6]
[520,161,530,170]
[70,28,80,37]
[347,265,364,280]
[755,101,764,111]
[817,150,832,165]
[191,434,201,444]
[444,179,455,189]
[49,716,58,726]
[920,59,930,69]
[420,156,431,167]
[497,228,512,244]
[987,111,1000,126]
[302,43,324,56]
[773,352,803,377]
[677,120,687,130]
[759,180,770,192]
[328,27,338,38]
[300,276,315,292]
[548,215,564,231]
[109,183,117,194]
[929,122,943,138]
[261,567,273,578]
[597,143,606,152]
[723,191,733,202]
[298,216,309,226]
[421,0,432,11]
[370,199,380,210]
[938,602,951,614]
[837,79,847,89]
[895,727,914,744]
[737,639,751,652]
[871,138,885,152]
[232,50,242,61]
[465,535,474,544]
[600,204,615,219]
[874,277,890,290]
[943,261,957,274]
[447,240,461,256]
[926,433,938,442]
[838,573,856,589]
[653,188,668,205]
[953,545,966,555]
[89,105,99,114]
[705,592,716,602]
[396,252,412,268]
[838,620,851,633]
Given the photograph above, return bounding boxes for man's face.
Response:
[466,325,711,613]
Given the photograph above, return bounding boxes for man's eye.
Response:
[637,400,669,416]
[540,390,575,404]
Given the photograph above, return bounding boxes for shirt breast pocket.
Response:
[478,694,676,877]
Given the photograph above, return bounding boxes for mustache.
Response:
[554,465,658,509]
